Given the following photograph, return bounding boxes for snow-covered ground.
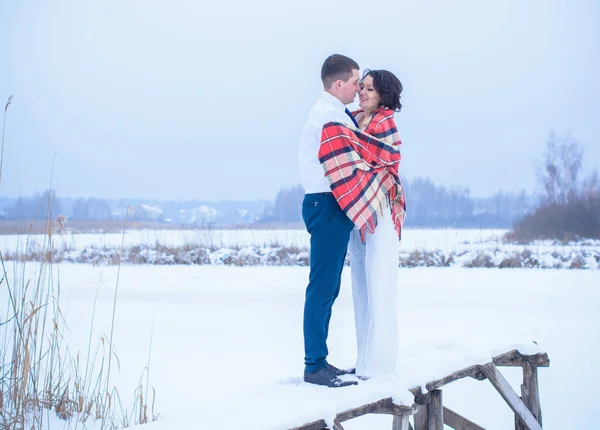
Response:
[3,228,600,269]
[5,264,598,429]
[1,228,513,254]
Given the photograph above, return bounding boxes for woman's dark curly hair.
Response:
[361,69,403,112]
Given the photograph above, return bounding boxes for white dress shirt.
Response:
[298,91,352,194]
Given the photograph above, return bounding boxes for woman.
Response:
[318,68,406,378]
[349,69,405,378]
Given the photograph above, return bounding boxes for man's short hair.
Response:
[321,54,359,89]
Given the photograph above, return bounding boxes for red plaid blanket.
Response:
[318,108,406,242]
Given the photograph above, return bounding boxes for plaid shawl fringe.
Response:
[318,109,406,243]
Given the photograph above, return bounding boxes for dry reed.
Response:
[0,96,156,428]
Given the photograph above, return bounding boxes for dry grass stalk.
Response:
[0,94,13,185]
[0,194,156,428]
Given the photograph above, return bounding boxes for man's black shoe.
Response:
[304,366,358,388]
[328,363,356,376]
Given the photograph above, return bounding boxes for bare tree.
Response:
[537,132,583,205]
[510,132,600,241]
[582,168,600,199]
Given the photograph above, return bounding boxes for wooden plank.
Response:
[426,390,443,430]
[492,350,549,368]
[413,404,428,430]
[335,397,388,421]
[523,363,542,425]
[517,363,542,429]
[290,398,415,429]
[371,404,416,416]
[336,397,413,422]
[425,365,486,391]
[370,398,416,416]
[443,407,486,430]
[393,414,410,430]
[332,419,345,430]
[289,419,327,430]
[481,364,542,430]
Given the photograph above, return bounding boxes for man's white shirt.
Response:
[298,91,351,194]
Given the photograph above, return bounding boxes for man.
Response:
[298,54,360,388]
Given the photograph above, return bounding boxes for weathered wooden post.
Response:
[392,413,410,430]
[481,363,541,430]
[427,390,443,430]
[492,349,547,430]
[413,404,428,430]
[515,362,542,430]
[410,388,442,430]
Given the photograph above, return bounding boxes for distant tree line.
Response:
[2,190,61,220]
[403,178,531,228]
[260,181,533,228]
[0,195,269,226]
[2,182,532,229]
[71,198,112,220]
[0,184,535,229]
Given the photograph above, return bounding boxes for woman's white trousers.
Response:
[348,208,399,378]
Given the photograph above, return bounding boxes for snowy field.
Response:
[3,228,599,269]
[3,227,599,255]
[0,228,511,253]
[0,228,600,252]
[5,263,599,429]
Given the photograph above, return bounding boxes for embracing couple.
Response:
[298,54,406,388]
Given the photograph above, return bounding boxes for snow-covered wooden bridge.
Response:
[291,349,549,430]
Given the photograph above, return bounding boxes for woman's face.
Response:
[359,75,381,112]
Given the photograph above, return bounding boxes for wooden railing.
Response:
[290,397,416,430]
[291,349,549,430]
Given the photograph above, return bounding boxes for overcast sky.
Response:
[0,0,598,201]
